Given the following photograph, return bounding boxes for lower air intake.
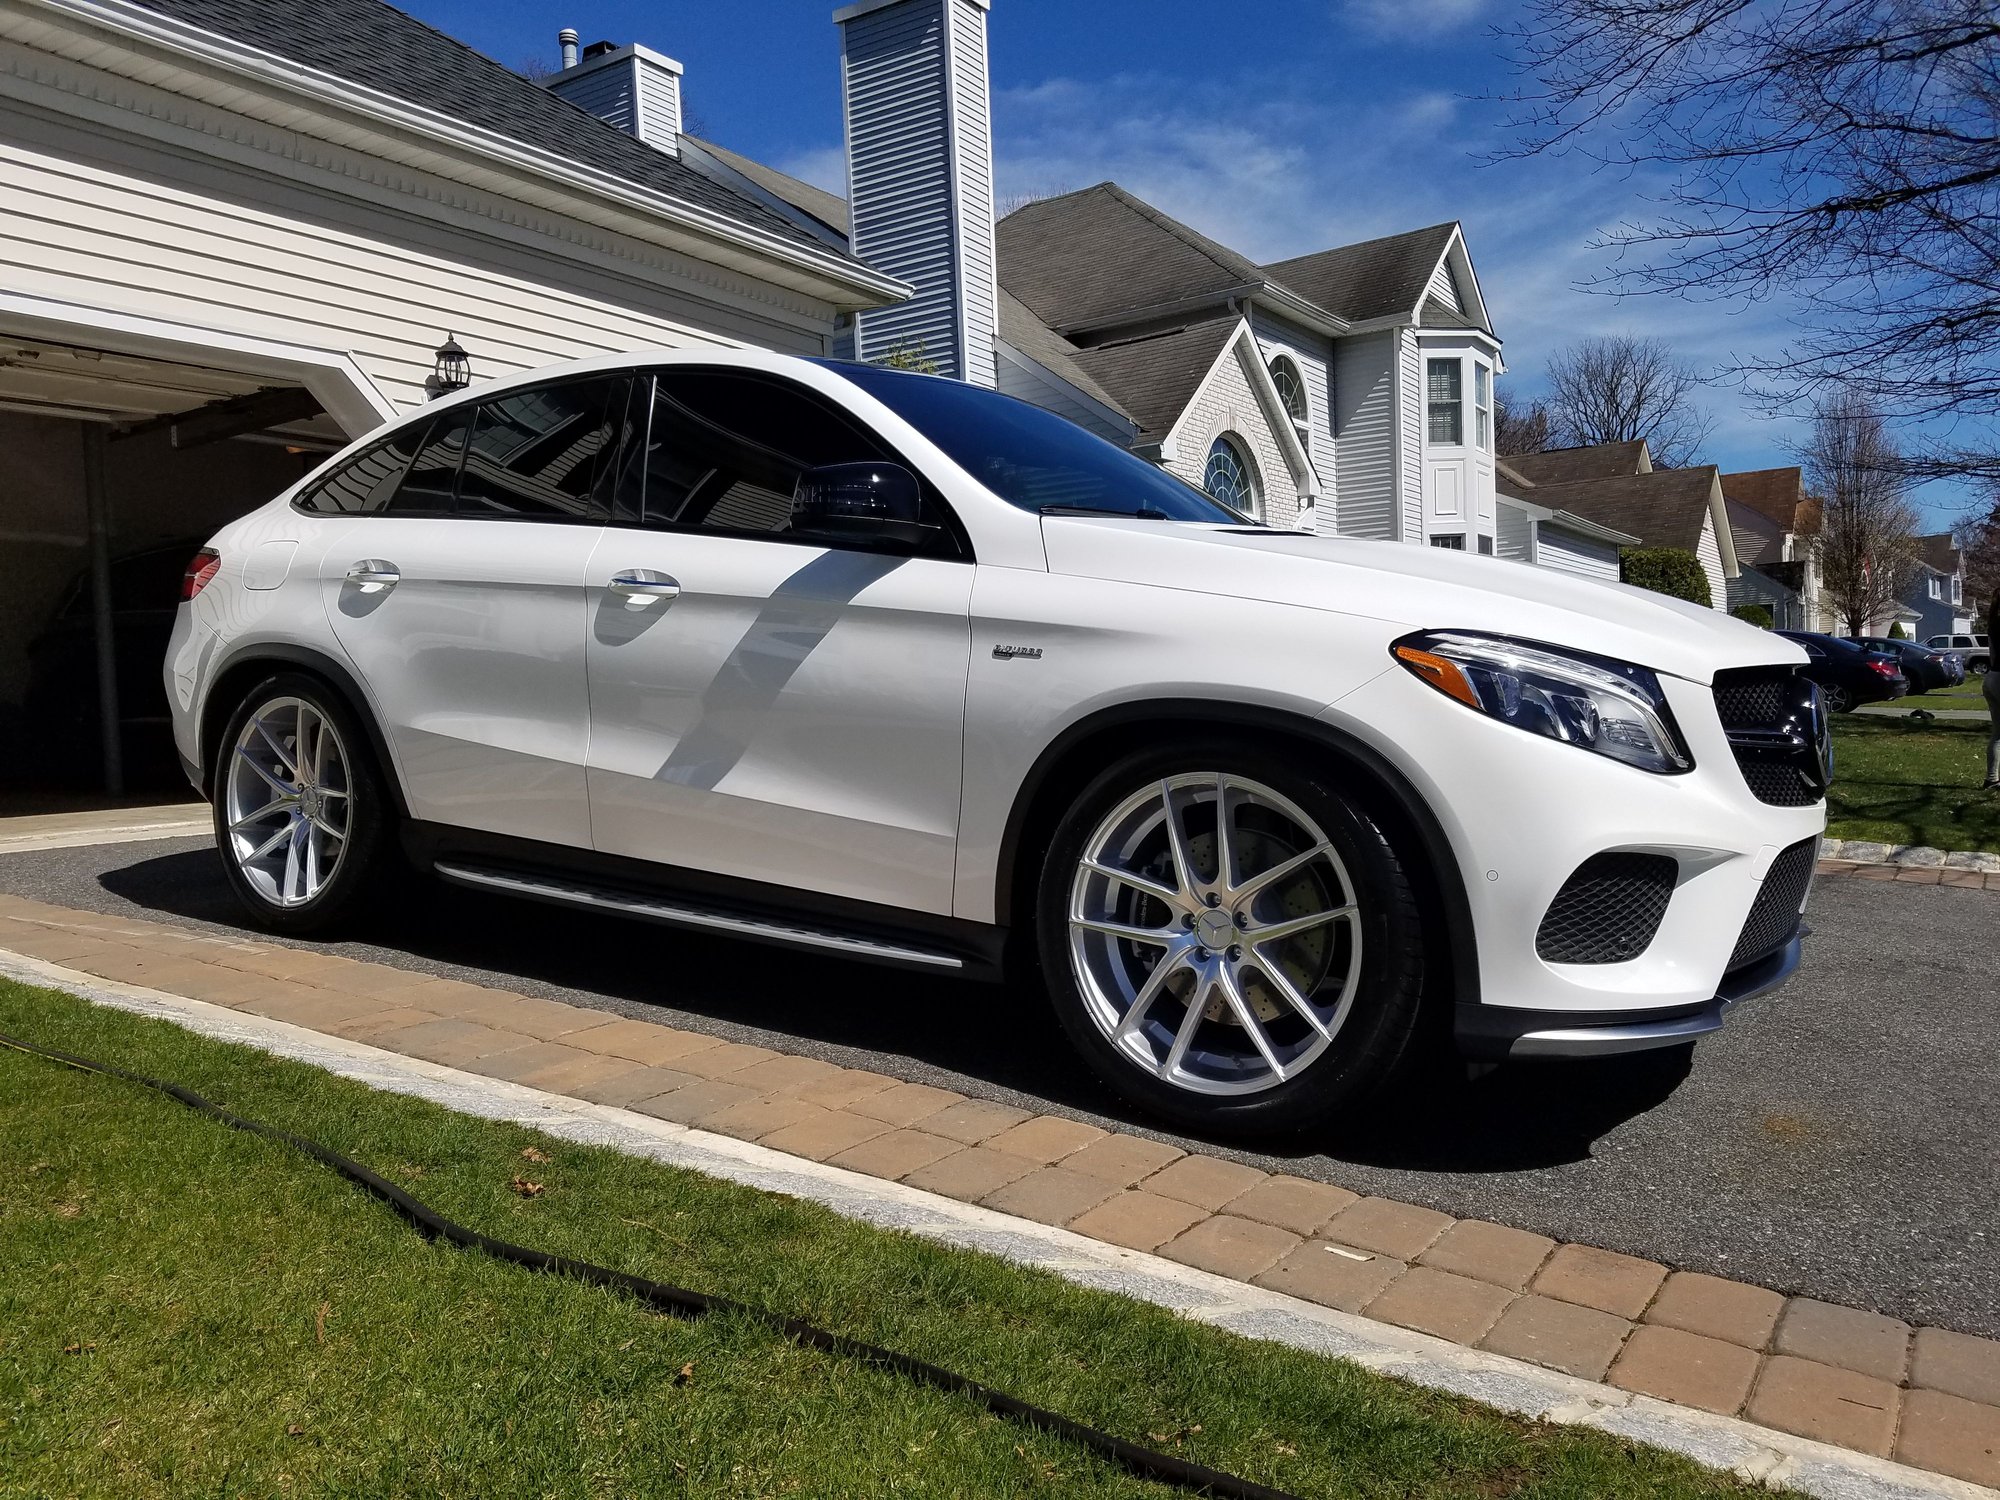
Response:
[1536,852,1678,965]
[1728,837,1819,972]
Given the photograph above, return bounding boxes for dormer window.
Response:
[1427,358,1462,445]
[1269,355,1309,430]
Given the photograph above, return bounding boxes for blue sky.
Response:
[406,0,1969,528]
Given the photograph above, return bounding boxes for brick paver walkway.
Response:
[2,869,1996,1489]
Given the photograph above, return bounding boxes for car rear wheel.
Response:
[213,673,391,933]
[1035,743,1426,1137]
[1824,682,1854,713]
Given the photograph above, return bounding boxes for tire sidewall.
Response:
[211,671,391,934]
[1032,740,1426,1137]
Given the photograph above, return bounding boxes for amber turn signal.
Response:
[1392,644,1481,708]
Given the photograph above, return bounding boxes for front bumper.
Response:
[1454,931,1805,1059]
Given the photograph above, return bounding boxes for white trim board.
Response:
[0,948,1987,1500]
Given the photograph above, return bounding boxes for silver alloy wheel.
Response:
[1826,683,1853,713]
[224,696,350,908]
[1067,773,1363,1096]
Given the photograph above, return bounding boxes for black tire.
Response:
[210,671,394,935]
[1824,682,1854,714]
[1032,739,1427,1138]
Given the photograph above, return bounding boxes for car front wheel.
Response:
[213,673,390,933]
[1035,743,1426,1137]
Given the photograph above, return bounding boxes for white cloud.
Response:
[771,144,847,196]
[1340,0,1491,44]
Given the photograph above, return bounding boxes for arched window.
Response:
[1269,355,1308,428]
[1202,433,1260,518]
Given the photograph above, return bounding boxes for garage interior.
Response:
[0,336,344,806]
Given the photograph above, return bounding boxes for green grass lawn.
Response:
[1905,674,1988,702]
[1827,714,1998,852]
[0,980,1781,1500]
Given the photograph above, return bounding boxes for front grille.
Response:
[1728,837,1818,971]
[1712,666,1827,807]
[1537,853,1678,964]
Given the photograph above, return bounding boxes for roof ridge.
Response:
[1263,220,1459,273]
[1079,314,1243,353]
[1095,183,1265,285]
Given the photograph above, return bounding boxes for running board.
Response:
[433,862,967,972]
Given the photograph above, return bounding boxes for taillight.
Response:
[181,548,220,601]
[1868,658,1898,677]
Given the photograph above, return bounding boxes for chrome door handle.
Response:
[608,570,681,604]
[345,560,400,590]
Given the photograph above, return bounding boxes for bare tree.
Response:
[1494,389,1553,456]
[1543,335,1713,466]
[1959,491,2000,629]
[1799,390,1923,637]
[1500,2,2000,480]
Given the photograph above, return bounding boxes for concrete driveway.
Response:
[3,833,1995,1339]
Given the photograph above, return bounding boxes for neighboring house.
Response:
[1720,468,1824,630]
[1492,460,1637,583]
[1904,533,1972,639]
[1495,440,1741,606]
[0,0,905,791]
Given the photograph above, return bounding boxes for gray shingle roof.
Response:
[1503,441,1652,486]
[129,0,857,263]
[1262,223,1461,326]
[686,136,850,238]
[1066,318,1240,445]
[1718,467,1807,530]
[1524,467,1721,554]
[997,184,1267,332]
[996,291,1132,421]
[1918,531,1962,576]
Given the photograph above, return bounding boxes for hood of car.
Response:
[1039,518,1806,684]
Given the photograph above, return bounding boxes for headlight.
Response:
[1391,631,1692,775]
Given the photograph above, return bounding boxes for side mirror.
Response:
[791,462,926,549]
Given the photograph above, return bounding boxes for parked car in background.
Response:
[166,348,1828,1136]
[1854,637,1965,694]
[1924,633,1990,674]
[1777,631,1908,712]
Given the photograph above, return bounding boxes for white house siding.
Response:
[634,56,684,148]
[1537,524,1621,584]
[1425,256,1461,312]
[1247,306,1333,529]
[1496,498,1533,562]
[1331,331,1396,540]
[1167,341,1301,528]
[945,0,998,389]
[547,61,636,137]
[1397,330,1423,545]
[994,344,1134,444]
[1696,513,1728,609]
[0,114,824,425]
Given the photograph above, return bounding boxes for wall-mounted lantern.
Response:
[428,334,471,398]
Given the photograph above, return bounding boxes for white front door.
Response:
[582,367,973,913]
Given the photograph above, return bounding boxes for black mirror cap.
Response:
[792,462,926,549]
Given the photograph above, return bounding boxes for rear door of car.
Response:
[581,366,974,914]
[315,375,631,850]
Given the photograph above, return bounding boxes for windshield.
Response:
[818,361,1248,523]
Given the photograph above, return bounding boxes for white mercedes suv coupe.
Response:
[166,348,1828,1134]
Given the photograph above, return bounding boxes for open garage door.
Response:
[0,338,350,803]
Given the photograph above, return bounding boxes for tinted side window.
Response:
[388,406,472,514]
[294,421,429,515]
[458,377,627,520]
[630,369,961,555]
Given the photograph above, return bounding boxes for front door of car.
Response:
[583,368,973,915]
[318,375,631,850]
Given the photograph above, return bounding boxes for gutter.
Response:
[17,0,914,309]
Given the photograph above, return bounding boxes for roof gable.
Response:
[1525,466,1721,555]
[1719,467,1807,530]
[127,0,848,262]
[996,183,1266,333]
[1503,441,1653,487]
[1262,223,1460,325]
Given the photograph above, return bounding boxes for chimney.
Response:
[545,36,685,155]
[836,0,998,386]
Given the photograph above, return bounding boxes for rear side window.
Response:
[293,421,428,514]
[388,406,472,515]
[457,377,628,520]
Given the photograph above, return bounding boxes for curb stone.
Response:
[1821,839,2000,874]
[3,950,1995,1500]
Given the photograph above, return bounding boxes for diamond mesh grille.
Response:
[1713,672,1786,728]
[1738,757,1821,807]
[1536,853,1678,964]
[1712,666,1825,807]
[1728,837,1818,972]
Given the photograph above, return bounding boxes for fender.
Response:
[993,698,1479,1008]
[200,640,412,821]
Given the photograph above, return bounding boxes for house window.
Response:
[1474,363,1491,451]
[1477,533,1494,555]
[1952,575,1963,604]
[1430,532,1466,550]
[1202,433,1261,519]
[1269,355,1308,429]
[1929,577,1942,600]
[1427,358,1462,445]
